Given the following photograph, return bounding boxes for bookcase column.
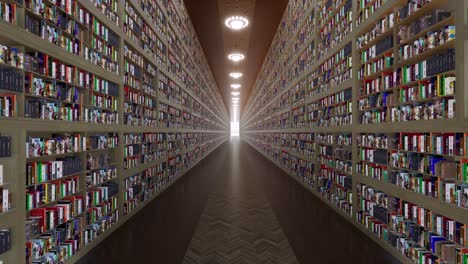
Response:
[1,128,26,263]
[351,0,359,219]
[455,0,467,120]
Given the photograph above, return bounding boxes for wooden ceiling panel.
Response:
[184,0,288,117]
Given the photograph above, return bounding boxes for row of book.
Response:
[0,94,15,118]
[26,134,120,159]
[398,10,451,44]
[0,65,23,93]
[26,157,82,186]
[357,183,468,264]
[26,176,79,210]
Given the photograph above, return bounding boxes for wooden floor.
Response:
[77,138,401,264]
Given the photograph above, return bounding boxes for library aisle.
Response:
[77,138,399,264]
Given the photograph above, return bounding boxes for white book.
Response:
[445,77,456,95]
[72,179,76,193]
[437,137,442,154]
[51,184,56,201]
[2,189,8,212]
[448,220,455,240]
[412,206,418,222]
[422,61,427,78]
[57,161,63,178]
[415,63,419,79]
[448,135,454,155]
[5,98,10,117]
[82,136,87,151]
[78,199,82,214]
[51,161,57,179]
[436,216,443,235]
[445,183,455,203]
[5,5,10,22]
[420,135,425,152]
[74,135,79,152]
[58,206,64,223]
[64,204,71,220]
[0,165,3,185]
[420,208,425,227]
[49,210,54,229]
[448,99,455,119]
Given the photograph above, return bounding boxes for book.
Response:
[0,187,9,212]
[0,228,11,255]
[0,136,11,158]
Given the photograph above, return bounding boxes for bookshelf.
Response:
[0,0,229,262]
[242,0,468,263]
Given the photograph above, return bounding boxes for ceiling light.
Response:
[225,16,249,30]
[231,84,241,89]
[232,93,240,97]
[229,72,243,79]
[228,53,245,62]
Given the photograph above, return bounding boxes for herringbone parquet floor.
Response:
[183,138,298,264]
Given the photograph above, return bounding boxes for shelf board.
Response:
[358,176,468,224]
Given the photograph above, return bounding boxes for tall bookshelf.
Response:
[241,0,468,263]
[0,0,229,262]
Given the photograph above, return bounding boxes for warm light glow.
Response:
[232,92,240,96]
[231,122,239,136]
[225,16,249,30]
[229,72,243,79]
[228,53,245,62]
[231,84,241,89]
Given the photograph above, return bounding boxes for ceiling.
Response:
[184,0,288,119]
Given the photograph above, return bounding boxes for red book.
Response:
[30,208,47,233]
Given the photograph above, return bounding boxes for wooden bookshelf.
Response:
[242,0,468,263]
[0,0,229,262]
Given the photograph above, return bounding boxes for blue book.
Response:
[429,234,446,253]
